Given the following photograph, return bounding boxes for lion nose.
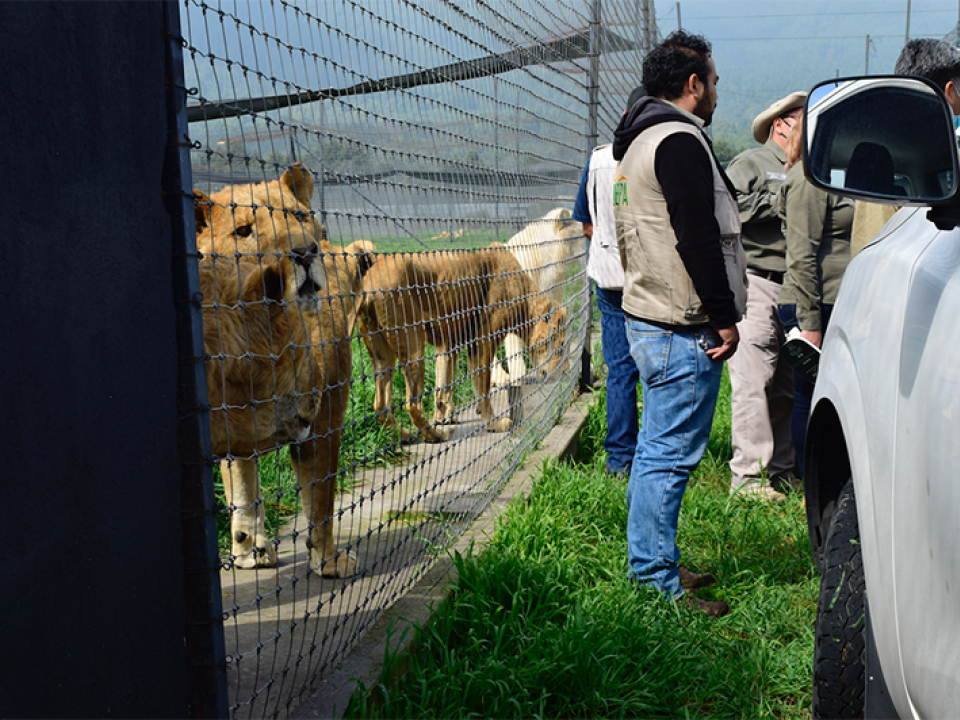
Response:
[292,242,320,267]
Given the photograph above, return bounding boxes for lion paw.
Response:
[231,533,277,569]
[433,404,456,425]
[486,417,513,433]
[490,367,512,387]
[423,426,450,443]
[312,549,358,578]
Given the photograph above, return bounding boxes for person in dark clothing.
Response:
[613,30,747,618]
[725,92,806,500]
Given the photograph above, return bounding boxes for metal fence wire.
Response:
[177,0,650,716]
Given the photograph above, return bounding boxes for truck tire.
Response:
[812,479,866,719]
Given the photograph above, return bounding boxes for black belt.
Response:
[747,268,784,284]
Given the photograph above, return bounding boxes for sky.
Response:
[651,1,960,142]
[663,0,957,68]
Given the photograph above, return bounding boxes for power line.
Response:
[678,8,952,21]
[710,33,941,41]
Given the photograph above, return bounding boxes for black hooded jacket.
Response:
[612,97,740,330]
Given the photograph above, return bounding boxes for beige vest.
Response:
[614,121,747,326]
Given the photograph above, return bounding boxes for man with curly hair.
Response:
[613,30,747,617]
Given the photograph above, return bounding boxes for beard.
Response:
[694,93,715,127]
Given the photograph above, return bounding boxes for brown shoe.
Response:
[679,593,730,618]
[679,565,717,590]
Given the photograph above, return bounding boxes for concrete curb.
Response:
[292,391,595,719]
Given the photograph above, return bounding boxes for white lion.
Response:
[491,207,582,386]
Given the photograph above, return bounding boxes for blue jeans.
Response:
[625,319,724,599]
[596,287,640,474]
[777,304,833,476]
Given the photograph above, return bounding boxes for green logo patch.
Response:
[612,180,628,206]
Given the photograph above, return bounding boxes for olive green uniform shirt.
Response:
[778,163,855,331]
[725,138,788,273]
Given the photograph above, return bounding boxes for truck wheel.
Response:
[812,479,866,719]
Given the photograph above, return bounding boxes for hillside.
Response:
[675,0,959,152]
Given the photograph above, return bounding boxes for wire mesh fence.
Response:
[177,0,648,717]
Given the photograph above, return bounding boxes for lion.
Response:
[356,243,567,443]
[491,208,582,387]
[195,165,375,578]
[202,245,323,457]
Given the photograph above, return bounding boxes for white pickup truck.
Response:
[802,75,960,719]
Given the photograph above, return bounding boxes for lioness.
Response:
[202,245,323,456]
[195,165,374,578]
[356,244,567,443]
[491,208,582,386]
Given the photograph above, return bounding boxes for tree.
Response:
[713,138,744,166]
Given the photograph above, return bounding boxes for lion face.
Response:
[194,165,326,288]
[528,302,568,378]
[287,243,326,302]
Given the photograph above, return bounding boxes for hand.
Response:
[708,325,739,361]
[582,222,594,240]
[801,329,823,349]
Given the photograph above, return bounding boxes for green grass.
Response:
[345,373,818,719]
[350,227,505,254]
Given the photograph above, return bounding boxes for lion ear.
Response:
[345,240,378,277]
[193,190,211,234]
[356,248,375,277]
[282,163,314,205]
[553,207,572,233]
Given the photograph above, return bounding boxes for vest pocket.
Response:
[720,234,748,319]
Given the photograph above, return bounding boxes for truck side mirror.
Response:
[804,76,959,207]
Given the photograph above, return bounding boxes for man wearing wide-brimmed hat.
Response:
[725,91,806,500]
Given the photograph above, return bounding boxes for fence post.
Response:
[580,0,601,393]
[588,1,600,154]
[319,98,326,228]
[162,2,230,717]
[494,75,500,242]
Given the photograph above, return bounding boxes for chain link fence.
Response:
[177,0,648,716]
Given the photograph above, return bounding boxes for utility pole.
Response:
[582,0,601,393]
[588,0,599,154]
[865,34,871,74]
[640,0,659,55]
[677,2,681,31]
[906,0,912,43]
[640,0,650,54]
